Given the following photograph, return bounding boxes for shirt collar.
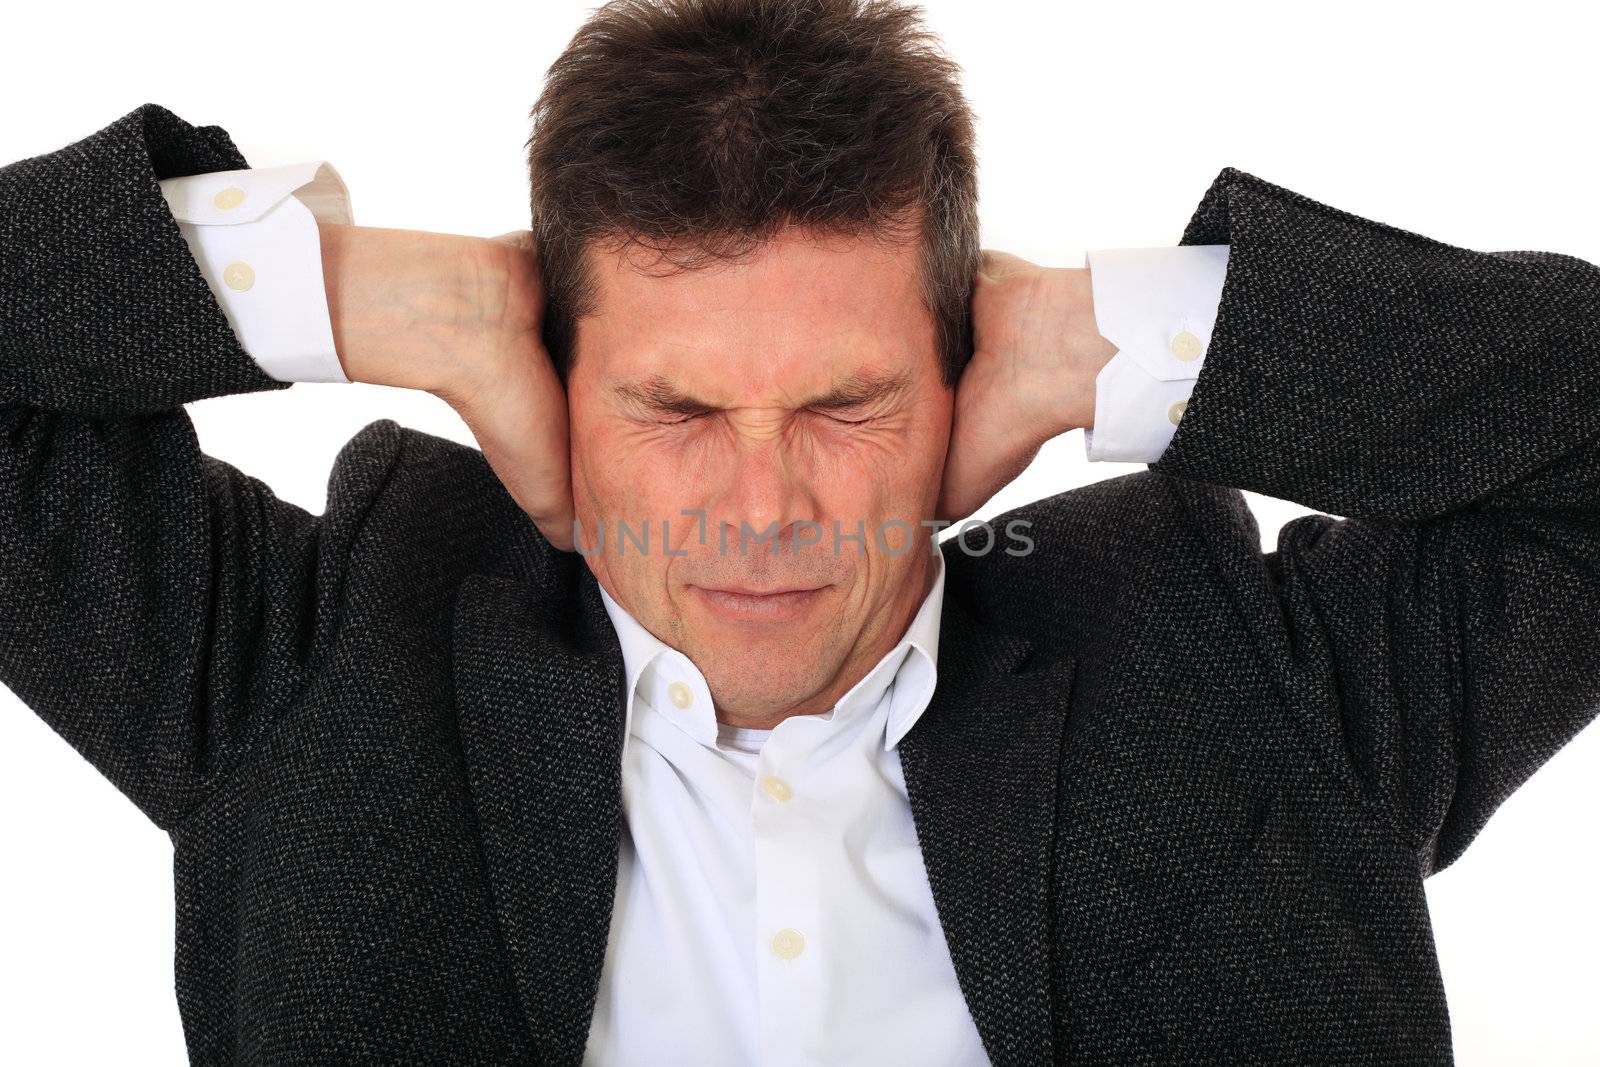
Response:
[597,543,946,753]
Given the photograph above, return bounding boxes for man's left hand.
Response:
[938,251,1118,520]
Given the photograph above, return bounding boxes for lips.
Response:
[690,583,830,622]
[698,584,826,596]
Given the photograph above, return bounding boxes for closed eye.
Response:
[809,407,875,425]
[654,407,877,426]
[656,410,711,426]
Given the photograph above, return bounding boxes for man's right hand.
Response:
[319,223,576,551]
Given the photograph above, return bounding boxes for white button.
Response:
[667,681,693,709]
[1168,399,1188,425]
[771,928,806,960]
[760,776,793,803]
[222,261,256,292]
[212,186,246,211]
[1169,330,1203,362]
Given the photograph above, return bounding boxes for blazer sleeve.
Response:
[1148,167,1600,876]
[0,104,398,830]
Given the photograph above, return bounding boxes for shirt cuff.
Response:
[159,161,353,384]
[1081,244,1229,462]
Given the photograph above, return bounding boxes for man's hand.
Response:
[319,224,575,551]
[938,250,1119,520]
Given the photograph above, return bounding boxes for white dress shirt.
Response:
[156,163,1229,1064]
[588,548,983,1064]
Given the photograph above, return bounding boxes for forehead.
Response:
[574,225,937,402]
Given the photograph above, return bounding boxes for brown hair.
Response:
[526,0,980,386]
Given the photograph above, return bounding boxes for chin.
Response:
[709,673,829,721]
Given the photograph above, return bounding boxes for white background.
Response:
[2,0,1597,1061]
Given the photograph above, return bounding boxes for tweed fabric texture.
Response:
[2,104,1597,1065]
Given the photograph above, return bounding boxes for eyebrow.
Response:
[609,368,914,416]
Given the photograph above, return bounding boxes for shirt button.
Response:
[1168,399,1188,425]
[222,261,256,292]
[666,681,693,709]
[760,775,793,803]
[212,186,246,211]
[770,928,806,960]
[1169,330,1204,362]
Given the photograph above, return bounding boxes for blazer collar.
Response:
[451,545,1072,1066]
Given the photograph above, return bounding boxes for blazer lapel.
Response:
[898,593,1075,1067]
[451,558,626,1065]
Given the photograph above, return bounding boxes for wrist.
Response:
[1055,267,1118,433]
[1019,266,1117,442]
[319,222,511,402]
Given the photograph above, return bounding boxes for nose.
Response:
[705,422,818,558]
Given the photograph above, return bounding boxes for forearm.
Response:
[0,106,397,827]
[1152,167,1600,523]
[0,104,285,417]
[318,222,525,406]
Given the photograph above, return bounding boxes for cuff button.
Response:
[212,187,246,211]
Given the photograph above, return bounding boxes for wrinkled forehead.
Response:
[571,225,939,405]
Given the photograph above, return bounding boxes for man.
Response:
[1,0,1596,1064]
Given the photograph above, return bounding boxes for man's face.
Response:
[567,226,952,725]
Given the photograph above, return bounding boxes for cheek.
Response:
[571,419,650,521]
[833,399,952,503]
[571,421,708,555]
[810,426,946,530]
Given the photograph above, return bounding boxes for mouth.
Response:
[689,583,830,623]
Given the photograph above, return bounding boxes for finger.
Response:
[936,448,976,522]
[937,437,1044,523]
[489,230,545,290]
[977,248,1033,281]
[490,229,534,249]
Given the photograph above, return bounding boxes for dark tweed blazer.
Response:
[3,103,1597,1066]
